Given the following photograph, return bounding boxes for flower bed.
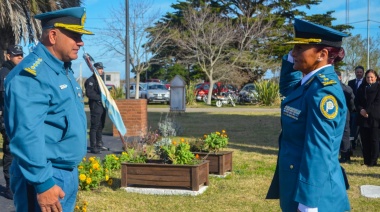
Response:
[121,160,209,191]
[193,151,233,175]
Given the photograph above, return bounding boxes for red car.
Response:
[195,82,228,101]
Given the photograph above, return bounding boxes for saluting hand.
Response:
[37,185,65,212]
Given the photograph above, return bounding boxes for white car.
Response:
[144,83,170,104]
[125,83,147,98]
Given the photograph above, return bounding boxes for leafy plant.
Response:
[202,130,229,152]
[78,157,105,190]
[102,154,121,171]
[119,148,147,163]
[160,138,197,165]
[254,80,280,106]
[158,113,182,137]
[153,137,172,159]
[109,86,125,99]
[186,81,197,105]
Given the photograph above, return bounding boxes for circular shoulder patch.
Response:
[320,95,338,119]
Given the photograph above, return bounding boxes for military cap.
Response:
[34,7,93,35]
[7,45,24,55]
[285,18,348,48]
[94,62,105,69]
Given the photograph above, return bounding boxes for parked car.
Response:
[142,83,170,104]
[125,83,147,98]
[146,79,161,83]
[239,83,256,95]
[237,83,258,104]
[194,82,228,101]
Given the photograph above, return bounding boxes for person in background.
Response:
[0,45,24,200]
[4,7,93,211]
[266,18,350,212]
[356,69,380,167]
[336,70,355,163]
[85,62,108,154]
[348,65,365,149]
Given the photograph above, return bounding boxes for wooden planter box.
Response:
[193,151,233,175]
[121,160,209,191]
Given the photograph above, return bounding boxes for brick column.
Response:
[113,99,147,137]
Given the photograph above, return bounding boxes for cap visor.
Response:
[284,40,311,45]
[55,24,94,35]
[65,27,94,35]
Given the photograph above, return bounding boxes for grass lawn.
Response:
[2,109,380,211]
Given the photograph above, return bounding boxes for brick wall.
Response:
[112,99,147,137]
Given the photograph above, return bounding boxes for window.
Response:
[105,75,111,81]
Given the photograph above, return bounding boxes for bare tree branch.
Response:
[95,0,172,99]
[172,5,272,104]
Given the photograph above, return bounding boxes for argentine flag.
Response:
[83,52,127,136]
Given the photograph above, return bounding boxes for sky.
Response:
[58,0,380,79]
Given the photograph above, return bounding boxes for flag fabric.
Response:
[83,52,127,136]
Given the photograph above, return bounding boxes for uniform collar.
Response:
[34,43,73,74]
[301,64,331,85]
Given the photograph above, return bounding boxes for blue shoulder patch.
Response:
[23,58,43,76]
[316,73,337,86]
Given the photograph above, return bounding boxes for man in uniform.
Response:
[85,62,108,154]
[0,45,24,199]
[4,7,93,211]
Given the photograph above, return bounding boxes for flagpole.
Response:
[125,0,130,99]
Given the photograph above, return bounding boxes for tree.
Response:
[0,0,82,63]
[96,0,172,99]
[170,5,272,105]
[342,34,380,74]
[149,0,334,86]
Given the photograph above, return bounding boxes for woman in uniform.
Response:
[266,18,351,212]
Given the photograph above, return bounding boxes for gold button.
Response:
[290,165,294,169]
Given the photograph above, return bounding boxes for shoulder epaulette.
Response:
[23,58,43,76]
[316,73,337,86]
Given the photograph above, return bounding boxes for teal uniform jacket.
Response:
[266,55,350,212]
[4,43,87,193]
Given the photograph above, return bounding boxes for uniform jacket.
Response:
[85,74,104,113]
[4,43,87,194]
[266,55,350,212]
[85,74,101,101]
[0,61,16,111]
[356,81,380,128]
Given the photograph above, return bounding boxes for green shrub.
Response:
[254,80,280,106]
[110,86,125,99]
[186,81,197,105]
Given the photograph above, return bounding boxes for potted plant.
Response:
[121,138,209,191]
[190,130,233,175]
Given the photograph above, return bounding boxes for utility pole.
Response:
[125,0,130,99]
[366,0,370,69]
